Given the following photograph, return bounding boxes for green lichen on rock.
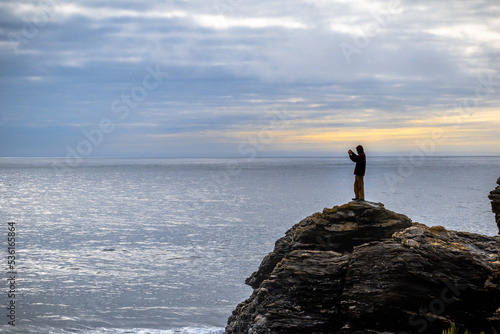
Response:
[443,322,486,334]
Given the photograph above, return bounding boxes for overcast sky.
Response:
[1,0,499,157]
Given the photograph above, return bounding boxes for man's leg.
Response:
[356,175,365,200]
[354,176,360,200]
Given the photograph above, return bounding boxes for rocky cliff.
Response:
[489,177,500,234]
[225,201,500,334]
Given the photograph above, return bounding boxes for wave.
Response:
[0,326,225,334]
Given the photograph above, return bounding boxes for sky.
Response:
[0,0,499,158]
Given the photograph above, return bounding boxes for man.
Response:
[348,145,366,201]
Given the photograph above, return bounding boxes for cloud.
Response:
[0,0,499,157]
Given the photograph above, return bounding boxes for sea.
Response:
[0,156,499,334]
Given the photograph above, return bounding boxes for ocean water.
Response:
[0,156,498,334]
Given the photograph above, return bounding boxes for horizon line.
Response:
[1,155,500,159]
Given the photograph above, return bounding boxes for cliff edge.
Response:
[489,177,500,234]
[225,201,500,334]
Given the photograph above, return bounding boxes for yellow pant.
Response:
[354,175,364,200]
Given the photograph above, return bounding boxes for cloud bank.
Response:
[1,0,499,157]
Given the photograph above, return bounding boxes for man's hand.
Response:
[348,149,353,155]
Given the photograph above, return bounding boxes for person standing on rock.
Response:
[348,145,366,201]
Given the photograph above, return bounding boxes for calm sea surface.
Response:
[0,157,499,333]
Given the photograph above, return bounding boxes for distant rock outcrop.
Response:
[489,177,500,234]
[225,201,500,334]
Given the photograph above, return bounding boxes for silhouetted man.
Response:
[348,145,366,201]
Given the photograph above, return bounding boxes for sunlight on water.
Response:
[0,157,498,333]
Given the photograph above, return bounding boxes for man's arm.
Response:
[348,150,358,162]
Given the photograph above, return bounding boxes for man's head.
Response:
[356,145,364,153]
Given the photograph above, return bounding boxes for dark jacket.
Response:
[349,152,366,176]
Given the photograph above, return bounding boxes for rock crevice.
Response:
[226,201,500,334]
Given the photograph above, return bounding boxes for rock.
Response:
[489,177,500,234]
[232,250,349,334]
[225,201,500,334]
[245,201,412,289]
